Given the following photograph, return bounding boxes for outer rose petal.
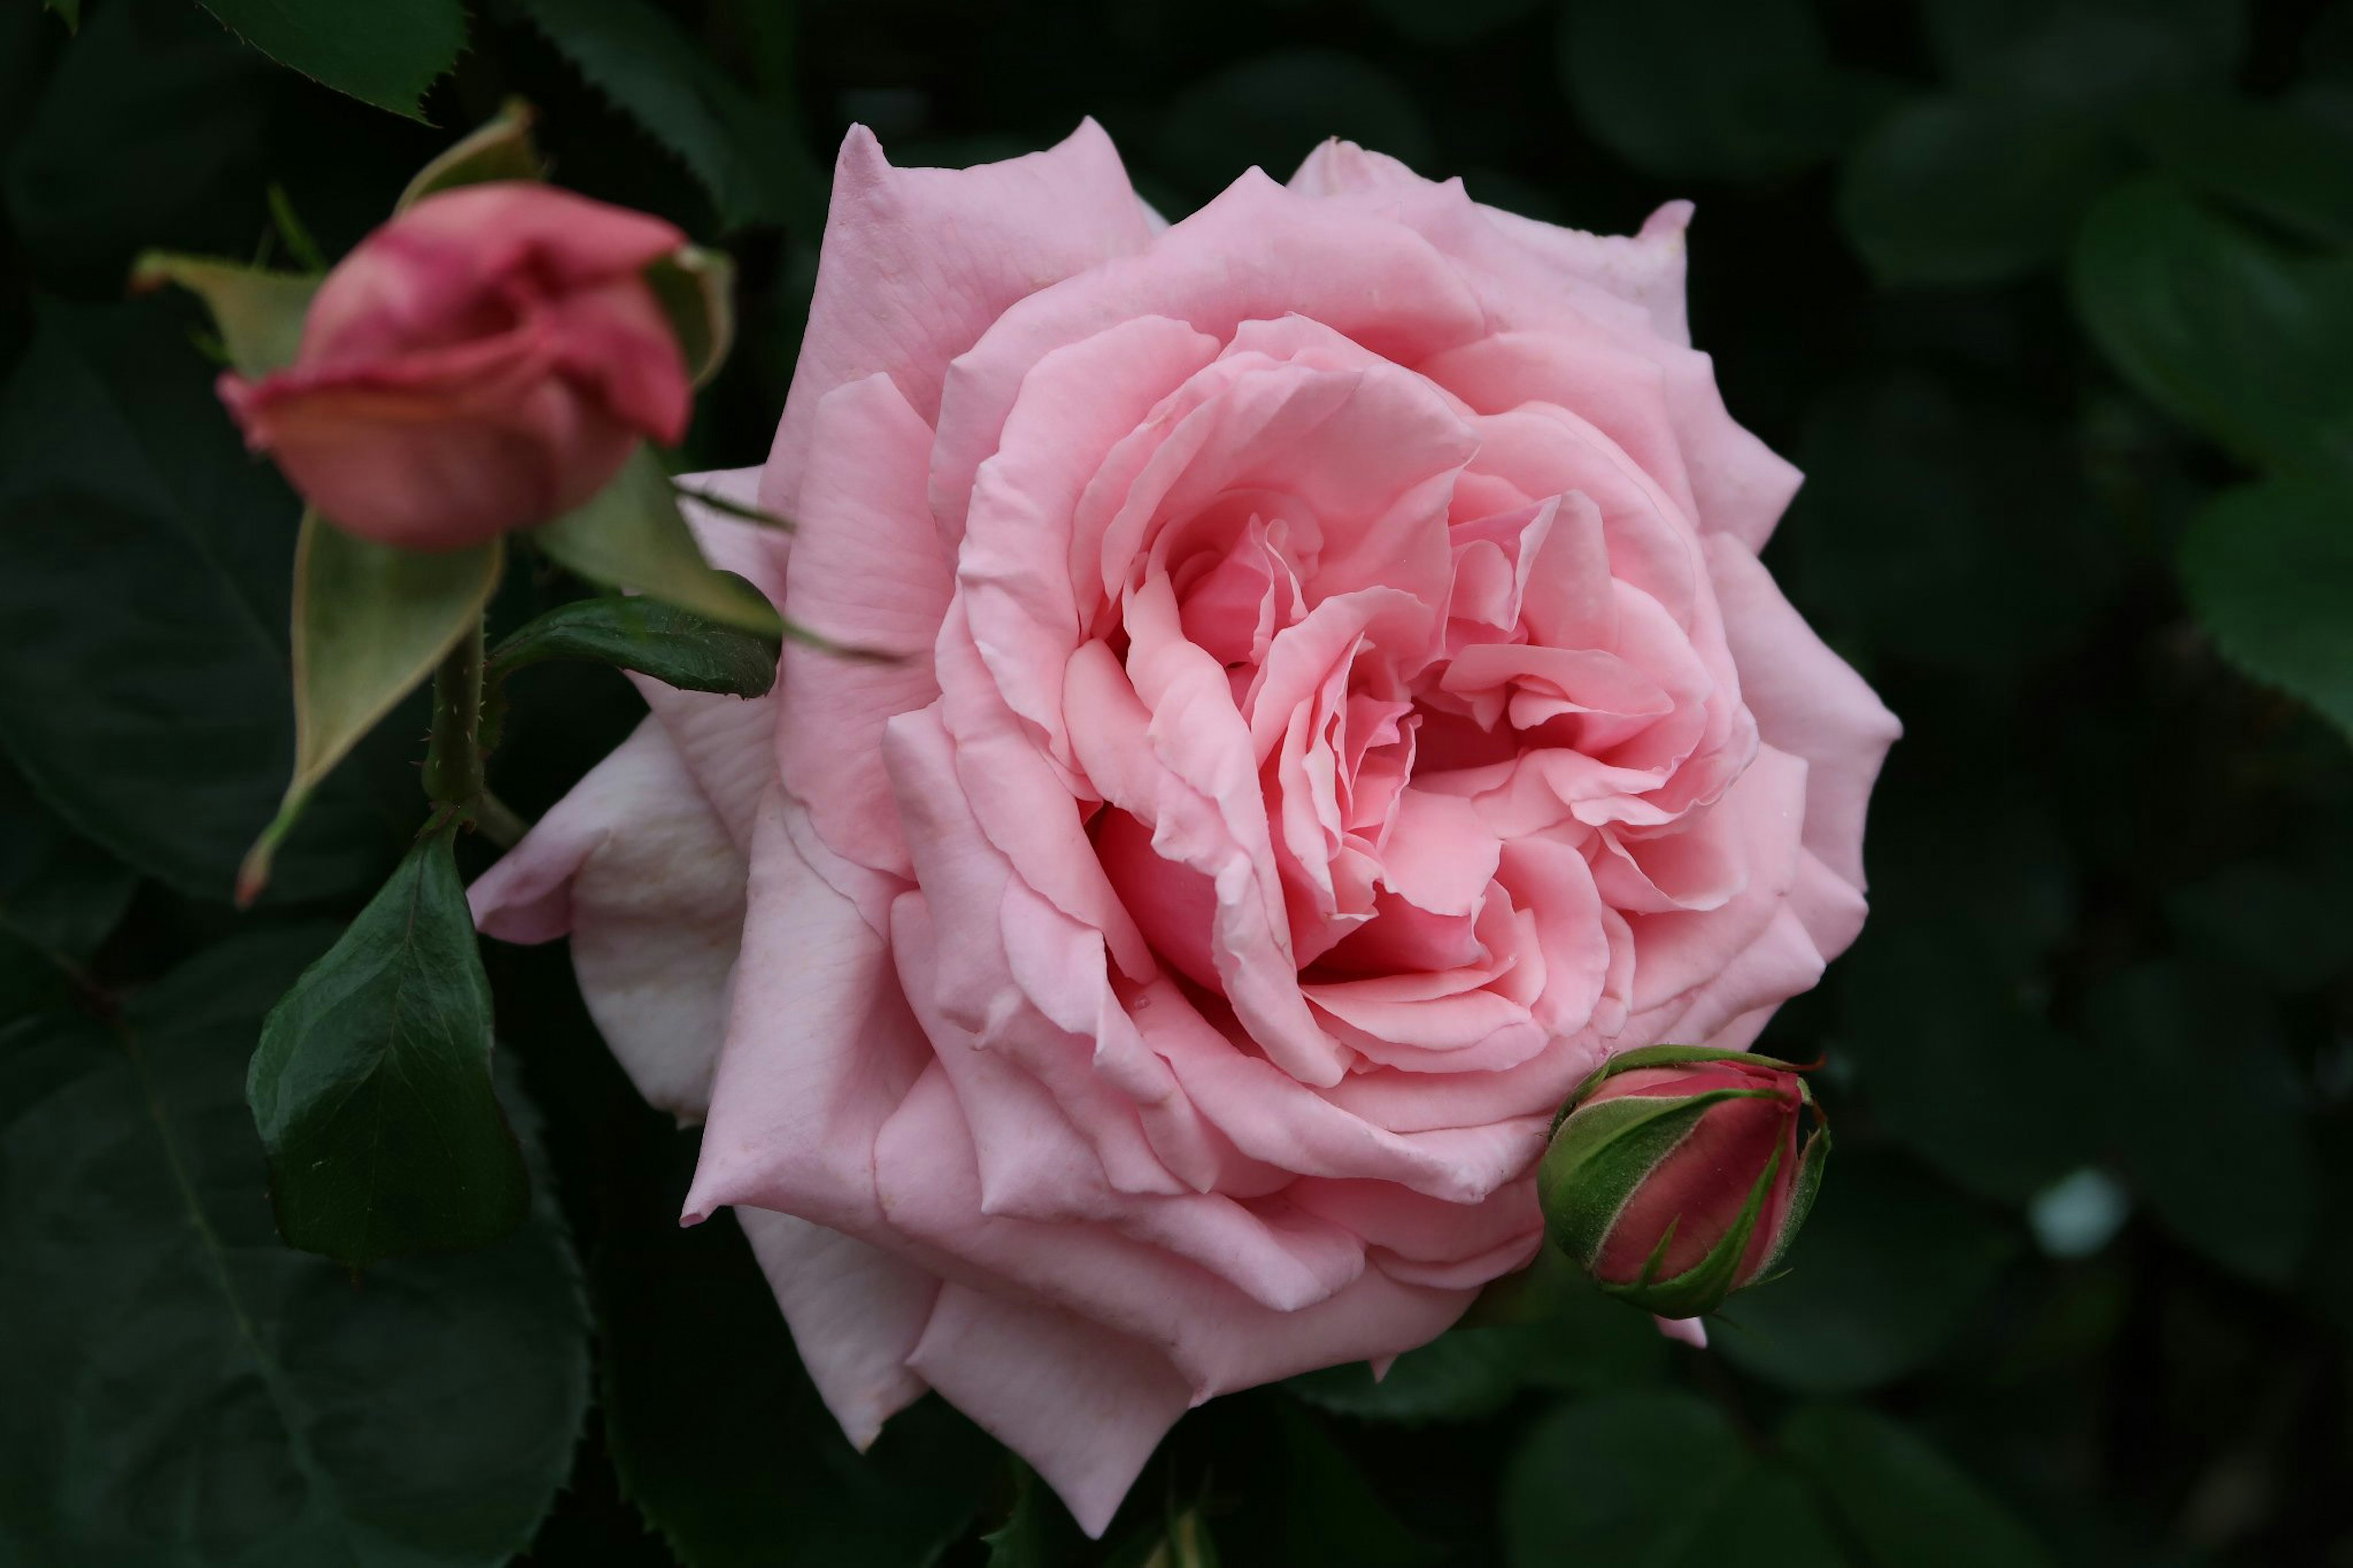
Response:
[764,121,1159,518]
[469,720,745,1121]
[1705,534,1901,896]
[686,789,931,1232]
[634,468,787,851]
[1289,138,1694,344]
[1286,143,1803,550]
[736,1208,936,1452]
[906,1282,1192,1539]
[777,373,955,876]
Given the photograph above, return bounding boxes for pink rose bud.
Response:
[217,183,695,551]
[1538,1045,1828,1320]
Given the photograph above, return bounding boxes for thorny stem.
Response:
[422,618,487,816]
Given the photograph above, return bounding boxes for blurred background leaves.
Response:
[2,0,2352,1564]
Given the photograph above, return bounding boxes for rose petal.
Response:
[764,121,1156,518]
[469,719,744,1121]
[736,1208,936,1450]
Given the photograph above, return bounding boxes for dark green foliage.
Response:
[0,928,588,1566]
[594,1164,998,1567]
[0,298,423,904]
[3,0,2351,1564]
[249,822,529,1266]
[488,581,781,699]
[199,0,468,119]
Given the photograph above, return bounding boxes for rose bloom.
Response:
[472,123,1898,1532]
[218,183,692,551]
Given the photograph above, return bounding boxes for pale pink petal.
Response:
[905,1282,1194,1539]
[777,373,954,877]
[1622,745,1810,1017]
[874,1062,1477,1403]
[469,720,743,1121]
[931,169,1487,539]
[684,789,930,1231]
[1654,1315,1710,1349]
[764,121,1156,517]
[736,1208,936,1450]
[1705,535,1901,893]
[960,314,1223,769]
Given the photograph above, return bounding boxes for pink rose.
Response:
[471,124,1898,1533]
[218,183,693,551]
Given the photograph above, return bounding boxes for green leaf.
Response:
[1669,1466,1849,1568]
[249,822,528,1265]
[532,449,784,637]
[1287,1257,1667,1422]
[6,0,275,292]
[2132,92,2353,248]
[399,97,546,210]
[1782,1406,2058,1568]
[130,253,319,373]
[243,513,501,904]
[1920,0,2247,109]
[0,756,134,1014]
[1158,51,1436,195]
[197,0,468,120]
[984,1464,1052,1567]
[599,1174,997,1567]
[1837,95,2124,287]
[2178,480,2353,740]
[1837,921,2094,1203]
[1556,0,1892,181]
[2167,847,2353,993]
[1715,1149,2020,1394]
[1364,0,1544,46]
[2071,177,2353,475]
[1785,374,2121,675]
[1265,1404,1436,1567]
[489,579,780,698]
[1502,1392,1764,1567]
[2086,961,2314,1284]
[0,927,588,1564]
[40,0,78,29]
[0,757,133,966]
[0,297,423,904]
[511,0,825,230]
[1145,1508,1220,1568]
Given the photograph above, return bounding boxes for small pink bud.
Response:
[1538,1045,1828,1320]
[217,183,694,552]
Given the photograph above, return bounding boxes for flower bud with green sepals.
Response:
[1537,1045,1828,1320]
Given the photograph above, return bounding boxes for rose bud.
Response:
[217,183,694,552]
[1539,1045,1828,1320]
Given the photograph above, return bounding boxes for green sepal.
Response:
[645,245,736,388]
[531,449,781,637]
[1538,1087,1779,1268]
[129,254,319,376]
[1597,1140,1787,1320]
[399,98,547,211]
[238,516,502,904]
[1755,1122,1832,1280]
